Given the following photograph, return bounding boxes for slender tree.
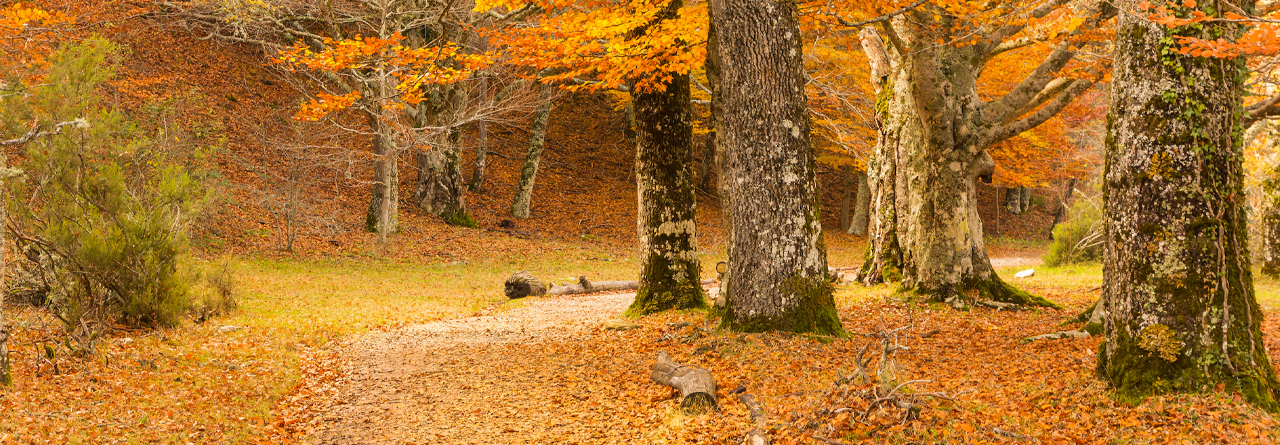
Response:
[1098,0,1280,409]
[711,0,843,334]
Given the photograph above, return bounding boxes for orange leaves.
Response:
[1138,0,1280,58]
[479,0,706,92]
[272,34,491,120]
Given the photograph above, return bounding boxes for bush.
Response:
[1043,196,1103,266]
[190,261,239,323]
[4,39,211,332]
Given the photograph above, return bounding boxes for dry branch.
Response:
[504,272,714,298]
[740,393,770,445]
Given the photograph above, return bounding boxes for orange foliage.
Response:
[272,34,491,120]
[1140,0,1280,57]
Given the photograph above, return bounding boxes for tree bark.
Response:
[840,167,853,232]
[627,1,707,316]
[1005,187,1023,215]
[511,82,554,220]
[1098,0,1280,410]
[651,351,717,413]
[710,0,843,335]
[363,101,399,243]
[856,28,903,285]
[849,171,870,236]
[698,129,716,192]
[470,77,490,192]
[413,83,476,227]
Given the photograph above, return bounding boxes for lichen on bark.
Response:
[1098,0,1280,412]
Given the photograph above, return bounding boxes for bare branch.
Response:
[1245,91,1280,126]
[832,0,929,29]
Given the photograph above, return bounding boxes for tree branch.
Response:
[987,79,1093,145]
[832,0,929,29]
[1245,91,1280,126]
[1002,77,1073,124]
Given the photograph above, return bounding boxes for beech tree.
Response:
[843,0,1114,306]
[477,0,708,314]
[711,0,843,334]
[1098,0,1280,408]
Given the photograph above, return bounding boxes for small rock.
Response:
[1014,268,1035,278]
[118,337,134,345]
[218,325,244,333]
[603,320,641,331]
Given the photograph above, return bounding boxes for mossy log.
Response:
[651,351,717,413]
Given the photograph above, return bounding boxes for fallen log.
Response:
[505,272,714,298]
[651,351,718,413]
[740,393,769,445]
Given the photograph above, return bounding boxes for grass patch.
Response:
[0,241,639,443]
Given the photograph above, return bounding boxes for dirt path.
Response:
[303,291,653,444]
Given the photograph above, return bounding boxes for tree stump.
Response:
[504,271,546,299]
[651,351,717,413]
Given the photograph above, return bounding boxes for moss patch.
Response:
[720,274,847,337]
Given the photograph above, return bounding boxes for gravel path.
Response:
[305,292,643,444]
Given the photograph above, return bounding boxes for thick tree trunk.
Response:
[1098,0,1280,410]
[627,10,707,316]
[414,84,476,227]
[512,82,554,220]
[856,26,1054,307]
[414,146,473,226]
[849,171,869,236]
[1020,187,1031,213]
[710,0,843,335]
[651,351,717,413]
[705,19,733,259]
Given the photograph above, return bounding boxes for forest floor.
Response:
[5,242,1280,444]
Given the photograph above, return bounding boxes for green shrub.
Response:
[1043,196,1103,266]
[4,39,211,331]
[190,261,239,323]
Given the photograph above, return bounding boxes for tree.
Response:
[478,0,709,314]
[710,0,843,334]
[625,0,706,316]
[1097,0,1280,409]
[842,0,1113,306]
[167,0,505,241]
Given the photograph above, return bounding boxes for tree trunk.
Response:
[1005,187,1023,215]
[698,130,716,192]
[857,25,1056,307]
[840,167,853,232]
[512,82,554,220]
[710,0,843,335]
[470,78,490,192]
[364,109,399,243]
[627,5,707,316]
[1048,177,1076,239]
[1262,172,1280,277]
[705,18,733,260]
[1020,187,1031,213]
[856,28,903,285]
[414,84,476,227]
[1098,0,1280,410]
[0,169,10,386]
[651,351,717,413]
[849,171,869,236]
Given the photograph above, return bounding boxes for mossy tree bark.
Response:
[1098,0,1280,410]
[511,82,554,220]
[625,0,706,317]
[362,83,399,243]
[413,81,476,227]
[709,0,843,335]
[855,28,903,286]
[848,4,1114,306]
[848,171,870,236]
[469,77,490,192]
[1260,164,1280,278]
